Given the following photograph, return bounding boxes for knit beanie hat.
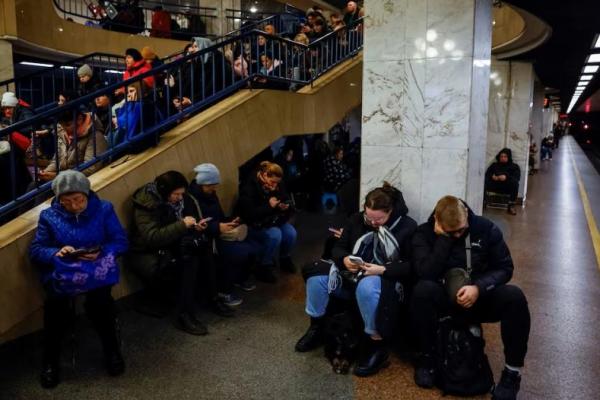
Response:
[125,48,143,62]
[141,46,157,60]
[1,92,18,107]
[194,163,221,185]
[77,64,93,78]
[155,170,189,200]
[52,170,91,197]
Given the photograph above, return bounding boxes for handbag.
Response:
[442,235,472,302]
[50,251,120,295]
[220,224,248,242]
[0,140,10,155]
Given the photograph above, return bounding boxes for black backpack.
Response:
[435,317,495,396]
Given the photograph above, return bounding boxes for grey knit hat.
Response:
[52,170,91,197]
[194,163,221,185]
[77,64,93,78]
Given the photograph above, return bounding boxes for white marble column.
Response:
[486,59,534,199]
[361,0,493,222]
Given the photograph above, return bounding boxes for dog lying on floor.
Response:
[323,311,359,374]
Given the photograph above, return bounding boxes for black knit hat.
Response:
[155,170,189,200]
[125,48,143,62]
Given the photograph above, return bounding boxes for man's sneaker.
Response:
[492,368,521,400]
[234,280,256,292]
[414,354,436,389]
[218,292,243,307]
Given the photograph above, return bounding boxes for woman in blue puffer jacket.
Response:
[29,170,128,389]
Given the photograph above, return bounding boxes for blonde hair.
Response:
[434,195,468,231]
[294,33,309,46]
[258,161,283,178]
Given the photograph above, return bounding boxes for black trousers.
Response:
[409,280,530,367]
[176,239,218,315]
[485,179,519,203]
[43,285,118,364]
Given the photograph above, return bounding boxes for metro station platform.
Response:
[1,136,599,399]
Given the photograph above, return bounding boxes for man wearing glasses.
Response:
[410,195,530,400]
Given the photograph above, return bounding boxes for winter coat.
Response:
[76,75,103,99]
[45,114,108,176]
[123,60,155,90]
[29,192,128,284]
[412,202,514,297]
[323,155,352,192]
[235,174,292,229]
[128,183,203,279]
[188,182,226,238]
[485,148,521,186]
[331,196,417,339]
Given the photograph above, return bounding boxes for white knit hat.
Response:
[1,92,18,107]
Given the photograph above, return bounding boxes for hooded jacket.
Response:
[235,173,292,229]
[331,195,417,281]
[188,181,226,238]
[411,201,514,297]
[29,192,128,284]
[123,59,154,90]
[485,148,521,186]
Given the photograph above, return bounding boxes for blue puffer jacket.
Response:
[29,192,128,284]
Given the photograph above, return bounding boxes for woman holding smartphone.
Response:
[128,170,234,337]
[29,170,128,389]
[295,182,417,377]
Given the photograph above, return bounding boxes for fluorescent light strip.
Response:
[595,34,600,49]
[104,69,123,74]
[584,65,599,73]
[20,61,54,68]
[60,66,76,70]
[588,54,600,63]
[580,75,593,81]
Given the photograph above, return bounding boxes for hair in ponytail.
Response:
[364,181,401,212]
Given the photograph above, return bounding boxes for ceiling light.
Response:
[20,61,54,68]
[594,34,600,49]
[580,75,593,81]
[104,69,123,74]
[578,80,589,86]
[584,65,599,73]
[60,66,76,70]
[249,6,257,13]
[587,54,600,63]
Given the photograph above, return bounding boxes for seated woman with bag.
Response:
[128,170,234,336]
[188,163,259,305]
[29,170,128,389]
[295,182,416,377]
[236,161,297,283]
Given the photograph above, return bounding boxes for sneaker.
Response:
[414,354,436,389]
[492,368,521,400]
[210,300,235,317]
[234,280,256,292]
[218,292,243,307]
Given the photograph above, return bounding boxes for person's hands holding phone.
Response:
[278,201,290,211]
[195,217,211,231]
[183,216,197,228]
[343,256,363,273]
[55,246,76,257]
[361,262,386,276]
[78,250,101,261]
[328,227,343,238]
[269,197,280,208]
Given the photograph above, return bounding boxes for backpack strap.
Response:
[465,234,472,276]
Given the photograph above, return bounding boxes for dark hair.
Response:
[155,170,189,200]
[125,48,143,62]
[364,181,401,212]
[57,109,85,126]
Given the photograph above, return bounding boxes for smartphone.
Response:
[348,255,365,265]
[197,217,213,225]
[68,246,101,257]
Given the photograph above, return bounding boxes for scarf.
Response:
[148,182,184,219]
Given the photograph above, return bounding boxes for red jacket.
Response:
[151,10,171,38]
[123,59,155,90]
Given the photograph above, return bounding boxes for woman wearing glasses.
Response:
[295,182,416,377]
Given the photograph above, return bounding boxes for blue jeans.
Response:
[248,223,297,265]
[305,275,382,335]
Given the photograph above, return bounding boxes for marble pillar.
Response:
[486,59,534,199]
[361,0,493,222]
[0,40,14,91]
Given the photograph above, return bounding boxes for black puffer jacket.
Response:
[485,148,521,186]
[235,174,292,229]
[412,201,514,297]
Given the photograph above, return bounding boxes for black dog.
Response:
[323,311,359,374]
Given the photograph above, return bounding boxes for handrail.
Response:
[53,0,218,38]
[0,18,364,220]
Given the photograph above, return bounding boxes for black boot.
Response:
[105,348,125,377]
[353,337,390,377]
[174,312,208,335]
[255,265,277,283]
[40,360,60,389]
[492,367,521,400]
[279,257,296,274]
[98,318,126,376]
[414,353,436,388]
[295,317,324,352]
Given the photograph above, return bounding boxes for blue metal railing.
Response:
[0,19,363,221]
[53,0,218,39]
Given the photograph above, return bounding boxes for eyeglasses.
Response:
[363,211,390,225]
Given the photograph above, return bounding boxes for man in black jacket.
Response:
[410,195,530,400]
[485,148,521,215]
